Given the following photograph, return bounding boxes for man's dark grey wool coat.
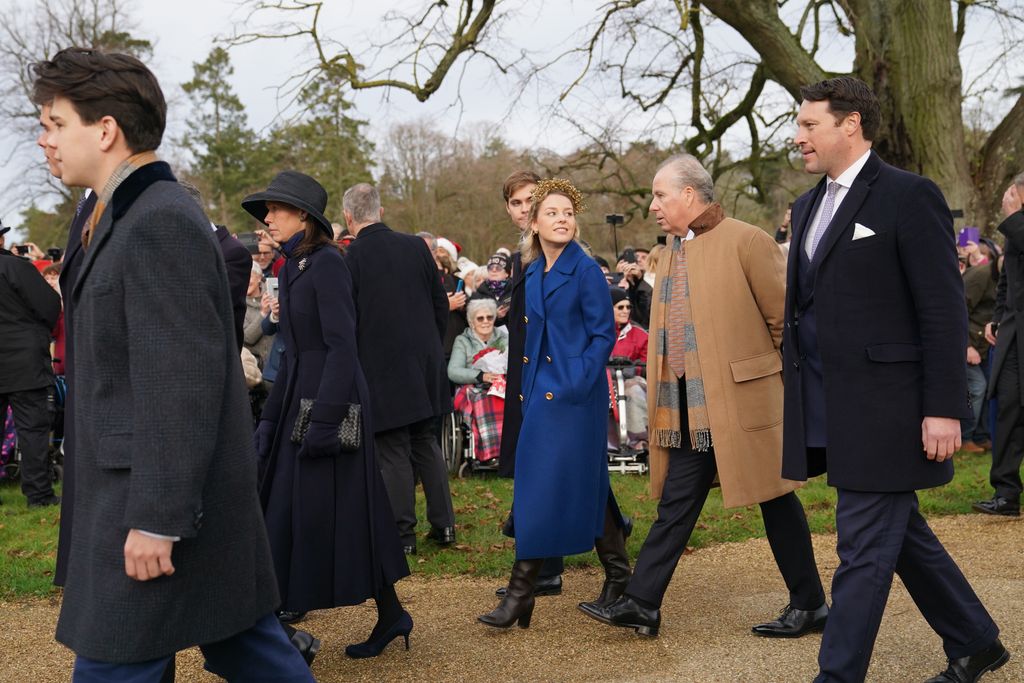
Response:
[55,162,279,663]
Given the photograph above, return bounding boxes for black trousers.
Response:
[375,416,455,545]
[815,488,998,682]
[1,387,54,503]
[625,444,824,611]
[992,342,1024,501]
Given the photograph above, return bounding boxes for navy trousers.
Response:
[71,612,313,683]
[816,488,999,682]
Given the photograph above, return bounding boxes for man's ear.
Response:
[378,207,385,221]
[97,115,121,153]
[843,111,862,137]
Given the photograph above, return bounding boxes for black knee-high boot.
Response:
[580,503,632,611]
[479,559,544,628]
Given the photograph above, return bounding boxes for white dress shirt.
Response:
[803,149,872,259]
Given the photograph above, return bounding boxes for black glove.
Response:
[304,421,341,458]
[254,420,276,459]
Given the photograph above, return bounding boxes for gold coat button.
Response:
[546,355,552,363]
[523,356,529,364]
[523,315,529,324]
[545,392,554,400]
[519,394,524,402]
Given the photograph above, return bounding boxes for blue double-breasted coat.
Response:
[259,238,409,611]
[512,240,619,559]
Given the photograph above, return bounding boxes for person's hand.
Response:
[497,303,510,318]
[448,292,467,311]
[482,372,500,383]
[255,229,280,250]
[17,242,46,260]
[254,419,276,459]
[967,346,982,365]
[1002,184,1022,218]
[921,416,961,462]
[985,322,998,346]
[124,529,175,581]
[269,296,280,318]
[260,291,273,316]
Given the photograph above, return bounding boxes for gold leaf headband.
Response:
[531,178,586,214]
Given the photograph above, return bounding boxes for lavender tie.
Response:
[808,181,839,258]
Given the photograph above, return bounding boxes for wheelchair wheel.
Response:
[441,412,463,475]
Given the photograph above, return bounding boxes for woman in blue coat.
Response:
[245,172,412,660]
[479,179,631,629]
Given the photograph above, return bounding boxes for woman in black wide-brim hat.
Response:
[244,171,413,660]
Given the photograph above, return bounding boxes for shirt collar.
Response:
[829,149,872,190]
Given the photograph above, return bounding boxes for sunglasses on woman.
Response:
[475,315,496,322]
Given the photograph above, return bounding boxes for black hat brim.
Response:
[241,190,334,239]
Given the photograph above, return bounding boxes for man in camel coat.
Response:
[581,153,826,640]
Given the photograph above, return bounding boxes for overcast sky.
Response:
[1,0,1019,234]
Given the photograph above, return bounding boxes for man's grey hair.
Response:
[342,182,382,225]
[1014,171,1024,189]
[466,297,498,322]
[656,154,715,203]
[416,230,438,251]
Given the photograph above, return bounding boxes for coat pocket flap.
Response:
[96,432,133,470]
[865,343,923,363]
[729,350,782,383]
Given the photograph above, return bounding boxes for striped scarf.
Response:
[82,151,159,249]
[647,203,724,452]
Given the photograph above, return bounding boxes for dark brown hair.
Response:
[800,76,881,141]
[31,47,166,153]
[293,221,335,259]
[502,170,541,203]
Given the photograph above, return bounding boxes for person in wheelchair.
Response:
[448,298,508,464]
[609,287,648,451]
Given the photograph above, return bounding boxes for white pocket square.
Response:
[852,222,876,240]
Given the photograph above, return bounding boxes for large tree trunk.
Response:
[845,0,973,214]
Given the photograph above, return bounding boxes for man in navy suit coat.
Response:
[782,76,1007,682]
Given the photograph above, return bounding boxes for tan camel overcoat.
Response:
[647,216,801,508]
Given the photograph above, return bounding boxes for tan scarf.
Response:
[82,151,159,249]
[647,203,724,452]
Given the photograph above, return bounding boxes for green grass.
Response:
[0,453,994,599]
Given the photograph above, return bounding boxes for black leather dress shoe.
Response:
[971,497,1020,517]
[403,545,417,555]
[427,526,456,545]
[578,595,661,637]
[27,494,61,508]
[496,573,562,597]
[276,610,307,625]
[288,629,321,667]
[924,638,1009,682]
[751,602,828,638]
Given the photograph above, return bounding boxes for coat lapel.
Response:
[71,162,177,301]
[810,151,882,269]
[543,240,584,301]
[71,207,115,301]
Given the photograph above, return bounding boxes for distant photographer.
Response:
[0,219,62,507]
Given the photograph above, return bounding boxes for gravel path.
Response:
[2,513,1021,682]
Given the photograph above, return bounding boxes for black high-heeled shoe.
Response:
[479,559,543,629]
[344,610,413,658]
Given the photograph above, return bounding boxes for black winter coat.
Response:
[989,209,1024,403]
[343,223,451,432]
[259,239,409,611]
[498,252,527,477]
[0,249,60,393]
[53,191,97,588]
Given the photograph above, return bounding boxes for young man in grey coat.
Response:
[32,47,313,682]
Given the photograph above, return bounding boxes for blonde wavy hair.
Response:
[518,178,587,265]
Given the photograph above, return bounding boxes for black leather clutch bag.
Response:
[290,398,362,453]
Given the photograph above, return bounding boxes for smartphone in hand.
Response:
[266,277,279,300]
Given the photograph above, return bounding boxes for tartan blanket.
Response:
[453,385,504,462]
